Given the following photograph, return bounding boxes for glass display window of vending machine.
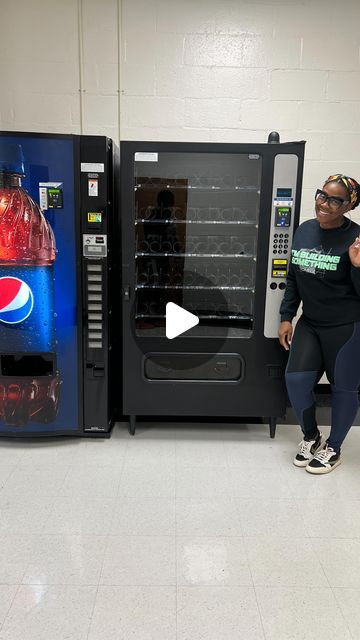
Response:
[134,153,260,339]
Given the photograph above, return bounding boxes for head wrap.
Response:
[325,174,358,208]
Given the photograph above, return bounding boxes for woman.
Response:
[278,174,360,474]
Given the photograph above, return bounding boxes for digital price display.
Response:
[276,188,292,198]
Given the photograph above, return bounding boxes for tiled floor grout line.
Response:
[0,464,20,495]
[105,435,130,618]
[331,586,354,640]
[241,531,267,640]
[39,494,59,535]
[0,584,21,635]
[234,433,268,640]
[85,583,101,640]
[227,435,269,638]
[251,585,268,640]
[292,493,312,540]
[85,503,121,640]
[307,535,334,589]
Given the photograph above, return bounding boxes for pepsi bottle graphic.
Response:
[0,143,60,426]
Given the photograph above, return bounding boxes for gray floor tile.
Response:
[0,585,96,640]
[177,586,265,640]
[88,586,176,640]
[244,536,328,587]
[256,586,351,639]
[176,536,252,585]
[100,536,176,586]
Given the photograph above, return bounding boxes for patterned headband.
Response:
[325,174,358,207]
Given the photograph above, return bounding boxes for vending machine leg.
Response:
[269,417,277,439]
[129,415,136,436]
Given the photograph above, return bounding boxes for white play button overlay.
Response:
[166,302,199,339]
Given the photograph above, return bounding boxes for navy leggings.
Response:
[285,317,360,453]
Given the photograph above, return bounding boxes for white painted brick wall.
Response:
[120,0,360,221]
[0,0,360,220]
[0,0,119,136]
[271,71,327,102]
[155,67,270,100]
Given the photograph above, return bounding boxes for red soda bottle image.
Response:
[0,142,60,426]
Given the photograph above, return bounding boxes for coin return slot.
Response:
[93,365,105,377]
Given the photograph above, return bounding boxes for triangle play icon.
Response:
[165,302,199,339]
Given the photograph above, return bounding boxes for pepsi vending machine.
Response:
[0,132,118,436]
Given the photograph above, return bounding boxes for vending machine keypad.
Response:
[264,154,298,338]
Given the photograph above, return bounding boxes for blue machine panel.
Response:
[0,134,79,433]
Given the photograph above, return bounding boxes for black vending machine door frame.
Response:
[120,140,305,422]
[80,135,117,436]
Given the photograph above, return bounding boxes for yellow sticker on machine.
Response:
[88,212,102,223]
[271,257,288,278]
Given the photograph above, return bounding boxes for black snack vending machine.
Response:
[120,138,305,435]
[0,131,118,436]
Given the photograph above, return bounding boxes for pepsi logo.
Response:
[0,277,34,324]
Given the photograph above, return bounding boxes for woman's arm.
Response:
[279,262,301,323]
[349,235,360,295]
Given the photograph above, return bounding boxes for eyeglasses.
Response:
[315,189,348,210]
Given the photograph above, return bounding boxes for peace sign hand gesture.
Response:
[349,236,360,268]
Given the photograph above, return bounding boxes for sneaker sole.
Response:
[293,440,323,468]
[305,458,341,474]
[293,458,311,468]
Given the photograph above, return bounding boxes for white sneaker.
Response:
[293,432,322,467]
[306,445,341,474]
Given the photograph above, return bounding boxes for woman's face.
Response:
[315,181,352,229]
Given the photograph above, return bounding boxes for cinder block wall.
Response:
[1,0,360,219]
[0,0,119,140]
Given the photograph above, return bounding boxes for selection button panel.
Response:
[86,262,104,350]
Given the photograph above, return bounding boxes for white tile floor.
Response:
[0,421,359,639]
